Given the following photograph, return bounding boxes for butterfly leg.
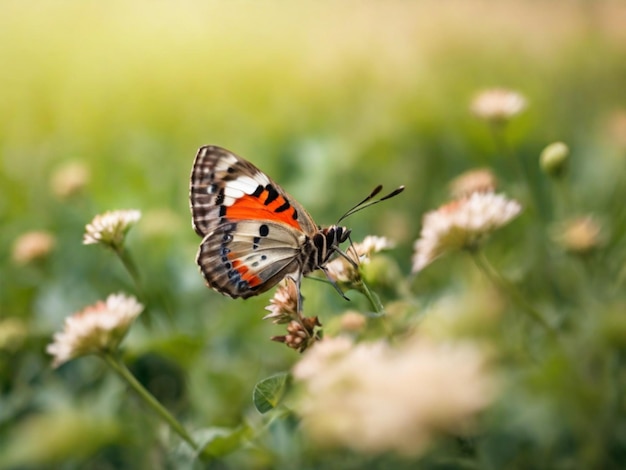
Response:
[320,266,350,301]
[292,274,305,314]
[335,246,359,270]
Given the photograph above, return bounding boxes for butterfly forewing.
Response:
[190,146,317,236]
[191,146,264,236]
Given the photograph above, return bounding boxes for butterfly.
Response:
[190,145,403,310]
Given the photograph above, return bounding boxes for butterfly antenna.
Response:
[343,185,383,216]
[337,185,405,224]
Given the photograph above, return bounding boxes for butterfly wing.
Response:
[190,145,317,236]
[197,220,305,298]
[190,145,318,298]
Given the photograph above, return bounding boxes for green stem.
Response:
[489,122,525,181]
[609,352,624,423]
[102,352,199,452]
[614,263,626,295]
[114,246,143,294]
[553,178,572,219]
[489,122,544,221]
[357,279,384,314]
[356,279,394,340]
[470,250,557,337]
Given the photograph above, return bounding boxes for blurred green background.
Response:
[1,1,626,468]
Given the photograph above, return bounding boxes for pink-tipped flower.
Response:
[47,293,143,368]
[292,336,496,456]
[12,231,56,265]
[412,193,521,273]
[449,168,498,199]
[50,161,90,199]
[470,88,527,123]
[551,215,603,255]
[83,210,141,250]
[325,235,394,284]
[271,316,322,353]
[264,278,299,324]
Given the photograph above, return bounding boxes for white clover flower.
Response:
[325,235,394,284]
[292,336,495,456]
[470,88,527,122]
[338,311,367,333]
[449,168,498,199]
[551,215,603,255]
[412,193,522,273]
[325,255,356,284]
[292,336,355,382]
[50,161,90,199]
[354,235,395,258]
[83,209,141,249]
[12,231,56,265]
[46,293,143,368]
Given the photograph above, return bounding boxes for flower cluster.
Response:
[412,192,522,273]
[47,293,143,368]
[271,316,322,353]
[551,215,603,254]
[470,88,527,123]
[12,231,56,265]
[325,235,394,284]
[264,278,322,352]
[50,161,90,199]
[83,210,141,250]
[449,168,498,199]
[263,278,299,324]
[292,336,495,456]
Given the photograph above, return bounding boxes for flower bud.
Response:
[540,142,569,177]
[271,317,321,353]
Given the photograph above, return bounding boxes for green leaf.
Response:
[252,372,290,414]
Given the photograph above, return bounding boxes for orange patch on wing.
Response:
[231,259,262,287]
[226,193,301,230]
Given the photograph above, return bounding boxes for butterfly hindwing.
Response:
[197,220,307,298]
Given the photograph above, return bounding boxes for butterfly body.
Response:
[190,145,350,300]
